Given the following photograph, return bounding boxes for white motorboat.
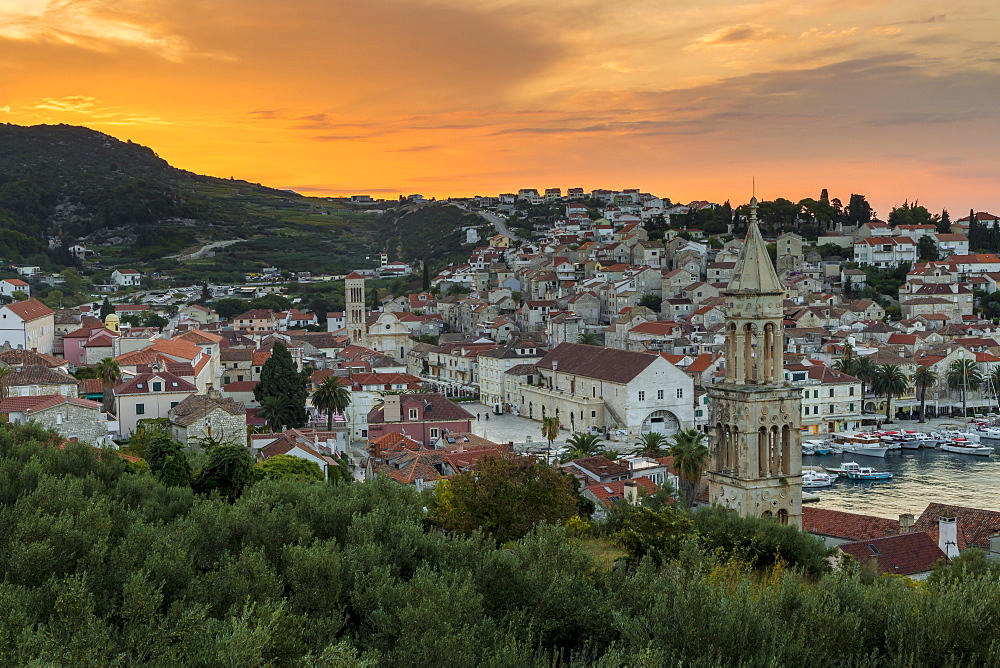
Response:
[802,469,836,488]
[895,430,937,449]
[802,439,832,455]
[938,430,981,444]
[940,439,994,456]
[832,433,890,458]
[825,461,862,476]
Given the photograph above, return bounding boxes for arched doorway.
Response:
[640,410,681,436]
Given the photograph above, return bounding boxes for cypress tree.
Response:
[253,341,308,427]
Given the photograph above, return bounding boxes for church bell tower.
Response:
[706,198,803,526]
[345,271,366,345]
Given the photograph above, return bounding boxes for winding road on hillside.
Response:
[455,204,521,241]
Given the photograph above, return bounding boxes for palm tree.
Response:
[258,395,294,432]
[873,364,909,423]
[833,357,856,377]
[667,429,709,507]
[95,357,121,415]
[852,356,878,407]
[577,332,600,346]
[562,432,602,461]
[631,431,669,457]
[312,376,352,431]
[912,366,937,423]
[947,359,983,418]
[990,366,1000,408]
[541,416,560,464]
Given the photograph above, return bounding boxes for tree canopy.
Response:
[254,342,308,428]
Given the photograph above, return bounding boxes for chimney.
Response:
[898,513,915,535]
[552,360,558,371]
[384,394,402,422]
[938,516,959,559]
[623,481,639,505]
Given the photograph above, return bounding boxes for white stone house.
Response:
[168,393,247,446]
[114,370,197,435]
[511,342,694,436]
[0,299,55,354]
[111,269,142,287]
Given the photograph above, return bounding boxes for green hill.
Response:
[0,124,386,279]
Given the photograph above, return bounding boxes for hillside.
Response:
[0,124,387,278]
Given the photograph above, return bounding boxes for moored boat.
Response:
[844,466,893,481]
[832,433,890,457]
[802,469,836,488]
[940,439,994,456]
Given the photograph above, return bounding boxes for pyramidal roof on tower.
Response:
[728,198,783,293]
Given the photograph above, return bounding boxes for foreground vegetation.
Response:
[1,422,999,665]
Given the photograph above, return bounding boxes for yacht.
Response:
[844,466,893,481]
[802,439,832,456]
[894,430,937,449]
[801,469,836,488]
[938,429,982,444]
[940,439,994,456]
[832,433,890,457]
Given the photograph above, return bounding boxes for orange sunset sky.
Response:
[2,0,998,215]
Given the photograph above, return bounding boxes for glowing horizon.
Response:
[3,0,999,217]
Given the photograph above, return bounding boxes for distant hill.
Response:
[0,124,495,280]
[0,124,385,278]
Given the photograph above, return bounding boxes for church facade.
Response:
[706,198,803,526]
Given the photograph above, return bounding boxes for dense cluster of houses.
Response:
[3,191,1000,544]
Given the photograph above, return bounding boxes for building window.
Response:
[408,408,418,420]
[638,391,645,401]
[591,410,597,418]
[829,388,834,397]
[171,402,179,409]
[430,428,439,439]
[657,389,664,400]
[813,406,819,415]
[152,381,162,392]
[813,390,819,398]
[829,404,834,413]
[849,403,855,412]
[135,403,145,415]
[676,388,683,398]
[849,387,855,396]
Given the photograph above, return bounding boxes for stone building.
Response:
[0,394,112,446]
[706,198,803,527]
[168,393,247,446]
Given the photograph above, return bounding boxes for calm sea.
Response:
[802,447,1000,519]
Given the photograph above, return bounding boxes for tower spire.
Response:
[729,199,780,293]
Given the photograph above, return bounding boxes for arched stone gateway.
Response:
[641,410,680,436]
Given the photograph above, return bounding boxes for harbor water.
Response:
[803,447,1000,518]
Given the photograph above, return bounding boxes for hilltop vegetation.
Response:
[0,124,383,276]
[3,421,1000,666]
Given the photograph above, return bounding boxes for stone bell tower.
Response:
[706,197,803,526]
[345,271,367,345]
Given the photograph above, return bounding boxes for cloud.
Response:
[687,23,780,50]
[34,95,100,113]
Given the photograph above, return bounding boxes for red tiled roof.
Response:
[802,507,899,540]
[114,371,197,396]
[913,503,1000,551]
[585,476,657,506]
[535,342,658,384]
[5,298,54,321]
[0,393,101,414]
[839,532,945,576]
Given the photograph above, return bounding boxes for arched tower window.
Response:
[777,509,789,525]
[757,427,767,477]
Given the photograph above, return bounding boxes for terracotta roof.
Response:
[0,393,101,414]
[5,298,54,321]
[839,532,946,576]
[81,378,104,394]
[535,342,658,384]
[802,507,899,541]
[176,329,224,344]
[344,271,365,279]
[3,365,77,388]
[913,503,1000,551]
[0,348,64,367]
[223,381,258,392]
[566,456,630,480]
[221,349,254,362]
[585,476,657,506]
[114,371,197,396]
[148,338,202,360]
[367,393,475,424]
[169,394,245,426]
